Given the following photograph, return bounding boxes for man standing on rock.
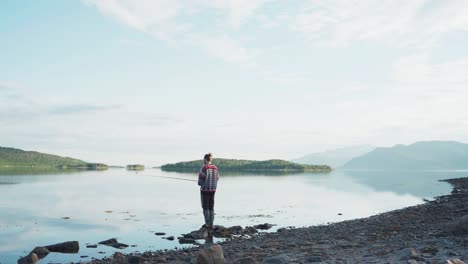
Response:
[198,153,219,229]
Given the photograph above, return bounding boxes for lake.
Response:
[0,168,464,263]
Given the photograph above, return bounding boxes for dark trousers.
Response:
[200,192,215,210]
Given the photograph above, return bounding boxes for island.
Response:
[160,158,332,172]
[0,146,108,170]
[126,164,145,170]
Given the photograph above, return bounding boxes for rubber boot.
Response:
[203,210,210,227]
[209,210,215,227]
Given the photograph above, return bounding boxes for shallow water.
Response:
[0,168,464,263]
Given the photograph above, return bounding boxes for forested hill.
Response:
[0,146,107,169]
[161,158,332,172]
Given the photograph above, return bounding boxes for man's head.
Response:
[204,153,213,165]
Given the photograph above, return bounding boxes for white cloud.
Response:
[83,0,267,63]
[198,35,254,64]
[291,0,468,48]
[393,54,468,83]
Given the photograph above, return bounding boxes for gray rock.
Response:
[233,256,258,264]
[449,214,468,235]
[155,232,166,236]
[306,256,322,263]
[178,237,197,244]
[17,253,38,264]
[262,254,292,264]
[98,238,128,249]
[196,244,224,264]
[128,255,145,264]
[98,238,118,246]
[45,241,79,253]
[163,236,175,241]
[30,247,49,260]
[86,244,98,248]
[254,223,273,230]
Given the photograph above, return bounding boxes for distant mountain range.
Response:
[343,141,468,170]
[291,145,375,168]
[0,146,107,170]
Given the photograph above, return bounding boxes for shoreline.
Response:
[91,177,468,263]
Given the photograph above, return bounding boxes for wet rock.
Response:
[448,214,468,235]
[228,226,243,234]
[447,260,465,264]
[254,223,273,230]
[98,238,128,249]
[17,253,38,264]
[155,257,167,263]
[128,255,145,264]
[306,256,322,263]
[86,244,98,248]
[196,244,224,264]
[276,228,286,233]
[30,246,49,260]
[262,254,292,264]
[45,241,79,253]
[155,232,166,236]
[233,256,258,264]
[163,236,175,241]
[244,226,258,234]
[98,238,118,246]
[211,226,231,238]
[183,228,208,239]
[178,237,197,244]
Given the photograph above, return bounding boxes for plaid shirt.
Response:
[198,164,219,192]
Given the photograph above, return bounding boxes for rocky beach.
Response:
[79,177,468,264]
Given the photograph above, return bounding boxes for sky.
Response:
[1,0,468,166]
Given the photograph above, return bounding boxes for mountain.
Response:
[0,146,107,169]
[343,141,468,170]
[161,158,332,173]
[291,145,375,168]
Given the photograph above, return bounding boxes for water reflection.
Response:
[0,168,457,263]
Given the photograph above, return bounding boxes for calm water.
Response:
[0,168,464,263]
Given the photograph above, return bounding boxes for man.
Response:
[198,153,219,229]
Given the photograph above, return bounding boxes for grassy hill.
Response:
[343,141,468,170]
[0,146,108,170]
[161,158,332,173]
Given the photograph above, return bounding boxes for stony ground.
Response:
[90,178,468,264]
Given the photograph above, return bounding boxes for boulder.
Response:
[30,247,49,259]
[45,241,79,253]
[163,236,175,241]
[17,253,38,264]
[196,244,224,264]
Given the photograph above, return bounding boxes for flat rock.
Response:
[447,260,465,264]
[45,241,79,253]
[178,237,197,244]
[163,236,175,241]
[233,256,258,264]
[155,232,166,236]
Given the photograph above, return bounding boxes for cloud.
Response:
[291,0,468,48]
[393,54,468,84]
[83,0,267,63]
